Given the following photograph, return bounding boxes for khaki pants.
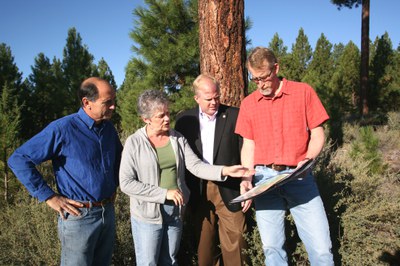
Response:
[196,181,248,266]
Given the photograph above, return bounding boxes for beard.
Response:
[259,86,273,96]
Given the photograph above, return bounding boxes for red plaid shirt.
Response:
[235,79,329,166]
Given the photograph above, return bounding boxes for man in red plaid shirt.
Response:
[235,47,334,266]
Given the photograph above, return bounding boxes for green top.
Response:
[156,140,178,189]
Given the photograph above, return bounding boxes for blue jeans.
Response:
[57,203,115,266]
[131,203,183,266]
[254,166,334,266]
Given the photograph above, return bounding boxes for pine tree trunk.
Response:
[198,0,247,107]
[360,0,370,116]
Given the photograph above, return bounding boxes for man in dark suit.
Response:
[175,74,248,266]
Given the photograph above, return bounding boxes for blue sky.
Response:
[1,0,399,87]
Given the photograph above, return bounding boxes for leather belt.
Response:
[80,194,116,208]
[255,164,296,172]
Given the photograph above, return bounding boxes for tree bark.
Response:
[360,0,370,116]
[198,0,247,107]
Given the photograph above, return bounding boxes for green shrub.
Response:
[332,121,400,265]
[349,126,386,175]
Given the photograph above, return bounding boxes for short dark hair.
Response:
[78,79,100,106]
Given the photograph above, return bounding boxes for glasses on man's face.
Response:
[249,67,275,83]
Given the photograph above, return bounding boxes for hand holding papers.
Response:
[230,159,315,204]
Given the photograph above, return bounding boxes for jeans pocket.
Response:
[63,207,89,221]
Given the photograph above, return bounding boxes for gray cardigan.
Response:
[119,126,226,224]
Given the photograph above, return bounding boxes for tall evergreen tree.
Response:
[96,58,117,89]
[27,53,69,134]
[51,57,69,117]
[120,0,199,134]
[0,83,21,202]
[0,43,31,139]
[303,33,334,97]
[384,44,400,111]
[0,43,23,96]
[129,0,198,92]
[369,32,394,112]
[285,28,312,81]
[268,33,289,78]
[62,28,95,113]
[331,0,369,116]
[93,57,121,127]
[332,43,345,69]
[330,41,360,113]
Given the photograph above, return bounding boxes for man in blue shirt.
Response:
[8,77,123,266]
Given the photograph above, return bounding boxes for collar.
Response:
[78,108,97,130]
[198,108,218,121]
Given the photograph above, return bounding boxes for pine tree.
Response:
[303,33,334,99]
[51,57,69,117]
[328,41,360,144]
[381,44,400,111]
[0,43,23,96]
[332,43,345,69]
[330,41,360,113]
[120,0,199,134]
[369,32,394,112]
[0,83,21,203]
[62,28,95,113]
[0,43,31,140]
[331,0,369,115]
[129,0,199,92]
[27,53,70,134]
[268,33,289,78]
[96,58,117,89]
[285,28,312,81]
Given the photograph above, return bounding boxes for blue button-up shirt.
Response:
[8,108,122,202]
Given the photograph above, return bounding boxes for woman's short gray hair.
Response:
[137,89,169,119]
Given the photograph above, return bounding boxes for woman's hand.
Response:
[166,189,184,206]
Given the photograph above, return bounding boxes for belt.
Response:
[255,164,296,172]
[80,194,116,208]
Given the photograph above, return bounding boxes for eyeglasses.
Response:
[249,67,275,83]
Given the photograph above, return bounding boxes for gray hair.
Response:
[247,46,278,70]
[137,89,169,119]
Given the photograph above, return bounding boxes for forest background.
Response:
[0,0,399,265]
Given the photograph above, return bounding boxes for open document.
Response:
[230,159,315,204]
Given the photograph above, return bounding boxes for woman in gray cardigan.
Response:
[119,90,252,266]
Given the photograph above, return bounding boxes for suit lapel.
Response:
[213,106,227,161]
[194,107,203,156]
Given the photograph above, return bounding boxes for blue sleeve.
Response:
[7,123,62,202]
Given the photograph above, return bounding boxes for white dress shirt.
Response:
[199,110,217,165]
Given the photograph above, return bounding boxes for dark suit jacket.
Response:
[175,104,242,212]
